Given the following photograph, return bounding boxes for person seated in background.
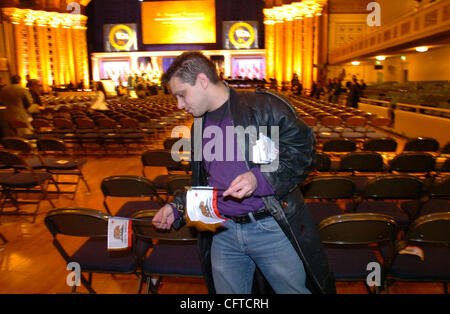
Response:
[90,81,108,110]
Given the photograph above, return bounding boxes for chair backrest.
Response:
[141,149,184,170]
[440,158,450,173]
[0,149,28,168]
[75,117,96,129]
[167,175,193,197]
[44,207,109,237]
[321,115,342,127]
[363,137,398,152]
[403,137,439,152]
[101,175,161,201]
[345,116,367,127]
[120,117,139,128]
[31,118,52,131]
[54,118,75,130]
[389,152,436,173]
[318,213,398,245]
[406,212,450,244]
[429,175,450,199]
[132,210,198,241]
[338,151,384,173]
[2,137,34,154]
[96,117,118,129]
[36,137,68,152]
[301,176,355,199]
[313,152,331,172]
[441,142,450,155]
[362,174,423,199]
[302,115,317,127]
[322,139,357,153]
[370,117,391,127]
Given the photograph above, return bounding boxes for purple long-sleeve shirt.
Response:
[172,101,274,219]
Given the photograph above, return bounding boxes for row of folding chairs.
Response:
[44,207,201,294]
[0,137,90,222]
[301,174,450,229]
[317,136,449,155]
[318,211,449,293]
[313,151,450,178]
[43,172,194,294]
[43,205,449,294]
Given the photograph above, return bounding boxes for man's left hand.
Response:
[223,171,258,200]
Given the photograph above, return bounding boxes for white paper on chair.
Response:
[107,217,132,250]
[186,187,228,224]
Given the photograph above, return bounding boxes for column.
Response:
[264,22,275,80]
[274,20,284,88]
[36,25,50,92]
[313,15,320,83]
[293,18,303,79]
[284,19,294,84]
[302,16,314,92]
[13,23,25,85]
[26,24,38,79]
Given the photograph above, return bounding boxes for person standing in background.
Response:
[0,75,34,136]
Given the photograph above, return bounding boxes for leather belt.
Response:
[224,208,271,224]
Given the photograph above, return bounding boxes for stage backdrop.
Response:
[141,0,216,44]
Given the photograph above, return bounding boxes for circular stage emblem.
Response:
[109,24,135,51]
[228,22,255,49]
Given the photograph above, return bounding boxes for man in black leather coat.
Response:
[153,51,335,294]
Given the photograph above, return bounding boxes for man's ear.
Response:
[197,73,209,89]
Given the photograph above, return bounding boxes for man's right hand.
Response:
[152,204,175,230]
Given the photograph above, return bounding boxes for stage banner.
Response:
[104,24,138,52]
[223,21,258,49]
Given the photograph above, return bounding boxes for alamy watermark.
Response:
[67,2,81,27]
[169,122,280,173]
[366,262,382,287]
[367,2,381,27]
[66,262,81,288]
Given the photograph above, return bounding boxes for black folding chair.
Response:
[385,212,450,294]
[402,175,450,219]
[389,152,436,177]
[318,213,398,293]
[132,210,203,294]
[351,174,424,228]
[322,138,357,154]
[312,152,332,173]
[141,150,190,200]
[0,149,55,223]
[35,137,90,199]
[363,137,398,153]
[2,137,45,170]
[403,137,439,153]
[338,151,385,192]
[100,175,164,217]
[44,207,139,293]
[301,176,356,224]
[166,175,193,199]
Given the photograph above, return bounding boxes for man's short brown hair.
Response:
[161,51,220,86]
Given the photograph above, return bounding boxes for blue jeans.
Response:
[211,214,311,294]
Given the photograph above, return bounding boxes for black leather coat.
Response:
[170,87,336,294]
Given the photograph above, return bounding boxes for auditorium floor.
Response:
[0,129,446,294]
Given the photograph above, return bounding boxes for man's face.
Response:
[169,76,209,117]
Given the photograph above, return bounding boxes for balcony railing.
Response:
[328,0,450,64]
